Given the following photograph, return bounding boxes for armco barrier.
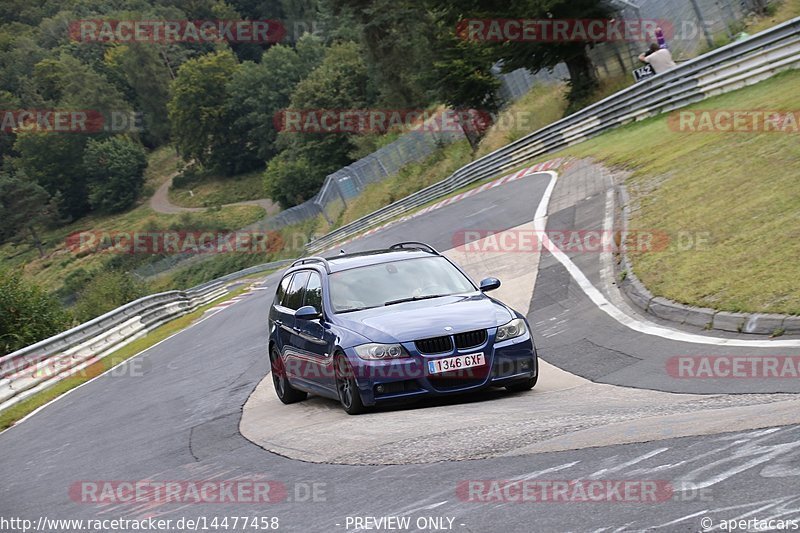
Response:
[0,259,291,413]
[305,17,800,254]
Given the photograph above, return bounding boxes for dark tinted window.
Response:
[304,272,323,311]
[283,271,310,310]
[274,275,292,307]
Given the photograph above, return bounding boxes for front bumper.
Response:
[346,332,537,406]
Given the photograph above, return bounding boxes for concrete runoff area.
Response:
[240,219,800,465]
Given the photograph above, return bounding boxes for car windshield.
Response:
[329,256,476,313]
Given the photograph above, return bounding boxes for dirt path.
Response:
[149,173,280,215]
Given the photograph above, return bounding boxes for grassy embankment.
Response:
[168,169,266,208]
[561,70,800,315]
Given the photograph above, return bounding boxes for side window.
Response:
[304,272,323,311]
[274,274,292,307]
[283,271,310,311]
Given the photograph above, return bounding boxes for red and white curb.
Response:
[334,158,571,250]
[205,282,268,314]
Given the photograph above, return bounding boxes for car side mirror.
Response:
[295,305,321,320]
[480,277,501,292]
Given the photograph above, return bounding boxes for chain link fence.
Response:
[589,0,774,79]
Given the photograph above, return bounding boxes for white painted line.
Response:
[535,171,800,347]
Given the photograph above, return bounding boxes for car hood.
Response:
[334,294,515,344]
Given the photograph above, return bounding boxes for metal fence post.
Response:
[690,0,717,48]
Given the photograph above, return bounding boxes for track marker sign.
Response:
[633,64,656,82]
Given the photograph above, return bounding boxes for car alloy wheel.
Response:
[335,354,365,415]
[270,347,307,404]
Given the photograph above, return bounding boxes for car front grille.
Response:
[454,329,487,349]
[415,336,454,354]
[415,329,488,354]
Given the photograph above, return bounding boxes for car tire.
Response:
[335,354,366,415]
[270,347,307,404]
[506,374,538,393]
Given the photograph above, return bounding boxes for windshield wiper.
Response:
[384,294,450,307]
[337,306,375,314]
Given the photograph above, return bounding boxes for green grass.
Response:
[0,203,266,294]
[745,0,800,34]
[0,285,248,431]
[153,215,321,291]
[476,84,569,157]
[168,169,269,208]
[560,70,800,315]
[336,140,474,227]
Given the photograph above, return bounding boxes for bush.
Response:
[83,137,148,214]
[0,268,72,355]
[73,270,147,323]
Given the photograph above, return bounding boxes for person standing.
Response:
[639,43,677,74]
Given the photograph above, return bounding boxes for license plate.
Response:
[428,353,485,374]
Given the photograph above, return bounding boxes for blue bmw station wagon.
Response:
[268,242,538,414]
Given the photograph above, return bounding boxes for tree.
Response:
[83,137,148,213]
[33,53,130,117]
[226,34,324,162]
[168,49,248,175]
[14,132,90,219]
[265,41,373,207]
[428,0,616,109]
[431,28,501,149]
[0,268,71,356]
[263,151,319,207]
[104,43,173,147]
[329,0,438,107]
[0,172,60,256]
[14,53,134,219]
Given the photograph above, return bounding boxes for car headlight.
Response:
[496,318,527,342]
[354,343,409,360]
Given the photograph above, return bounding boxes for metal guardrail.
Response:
[306,17,800,254]
[0,259,291,412]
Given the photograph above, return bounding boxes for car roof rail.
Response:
[291,257,331,273]
[389,242,440,255]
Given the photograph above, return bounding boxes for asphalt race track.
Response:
[2,167,800,533]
